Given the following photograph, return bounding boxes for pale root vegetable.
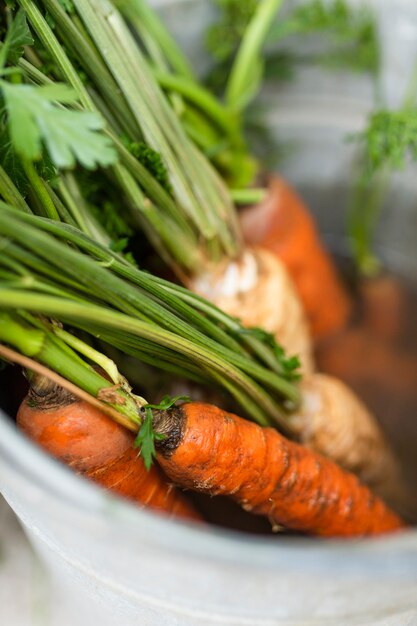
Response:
[189,247,314,374]
[17,379,200,521]
[154,401,406,537]
[287,373,404,508]
[240,176,352,339]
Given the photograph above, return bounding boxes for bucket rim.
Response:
[1,408,416,577]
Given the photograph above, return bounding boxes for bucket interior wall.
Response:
[1,1,417,624]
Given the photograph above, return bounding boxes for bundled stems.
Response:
[21,0,242,272]
[0,313,143,428]
[0,206,301,431]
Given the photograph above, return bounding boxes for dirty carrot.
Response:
[153,401,406,537]
[240,176,352,339]
[17,377,199,521]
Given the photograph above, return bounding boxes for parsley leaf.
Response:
[359,110,417,172]
[0,121,59,195]
[1,82,117,169]
[133,407,162,470]
[122,138,173,195]
[0,9,33,69]
[240,327,301,382]
[145,395,191,411]
[134,395,190,469]
[284,0,379,75]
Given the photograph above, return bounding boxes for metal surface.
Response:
[1,1,417,624]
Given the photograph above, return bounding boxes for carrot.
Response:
[153,401,406,537]
[316,329,417,398]
[287,373,403,504]
[17,377,199,521]
[315,331,417,521]
[240,176,352,339]
[189,247,314,374]
[359,272,406,342]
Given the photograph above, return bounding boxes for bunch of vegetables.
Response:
[0,0,412,536]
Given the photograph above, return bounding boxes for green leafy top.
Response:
[0,9,33,67]
[134,395,190,469]
[207,0,379,98]
[240,326,301,382]
[0,10,117,171]
[287,0,379,74]
[359,110,417,173]
[348,108,417,276]
[206,0,258,63]
[123,139,173,196]
[57,0,74,13]
[1,82,117,169]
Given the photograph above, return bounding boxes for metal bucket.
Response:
[1,1,417,624]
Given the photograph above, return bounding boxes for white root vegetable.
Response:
[189,247,314,374]
[288,373,407,512]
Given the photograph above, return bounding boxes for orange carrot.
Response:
[17,379,199,521]
[240,176,352,339]
[315,330,417,520]
[316,329,417,397]
[154,402,406,537]
[359,272,406,342]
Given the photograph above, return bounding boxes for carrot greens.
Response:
[348,55,417,276]
[9,0,242,275]
[0,203,301,432]
[0,312,142,424]
[0,8,33,67]
[2,82,116,168]
[134,395,189,469]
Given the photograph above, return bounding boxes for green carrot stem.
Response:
[0,343,139,432]
[226,0,284,110]
[0,209,297,395]
[0,311,141,423]
[21,160,60,220]
[50,326,121,385]
[0,286,298,418]
[116,0,194,80]
[57,173,111,245]
[230,188,267,204]
[39,0,140,137]
[74,0,241,256]
[19,0,95,111]
[347,166,388,277]
[43,184,78,228]
[110,134,198,239]
[0,165,32,214]
[153,70,239,137]
[1,208,291,381]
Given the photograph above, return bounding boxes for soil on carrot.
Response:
[1,274,416,533]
